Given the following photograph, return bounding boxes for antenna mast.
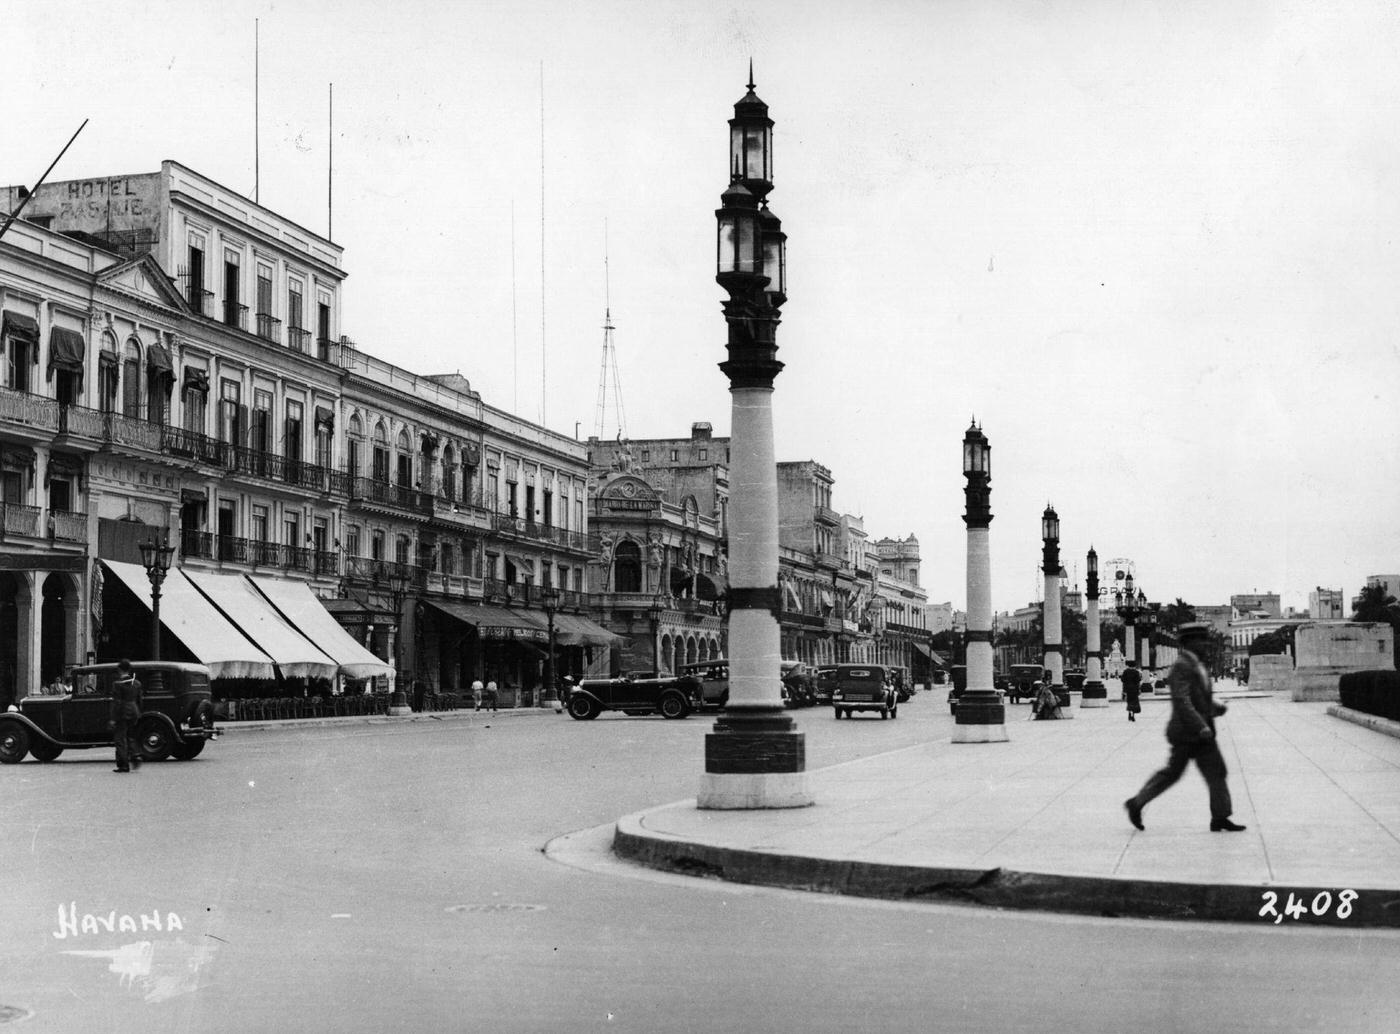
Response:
[593,225,628,442]
[254,18,260,203]
[539,60,548,426]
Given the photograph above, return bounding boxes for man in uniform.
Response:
[1125,624,1244,832]
[109,659,143,773]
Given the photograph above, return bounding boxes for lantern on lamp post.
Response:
[138,531,175,694]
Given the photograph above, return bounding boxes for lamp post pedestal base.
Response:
[1079,680,1109,707]
[388,692,412,717]
[952,691,1009,743]
[699,708,813,810]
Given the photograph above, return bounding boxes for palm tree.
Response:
[1352,583,1400,667]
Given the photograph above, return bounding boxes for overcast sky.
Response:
[9,0,1399,614]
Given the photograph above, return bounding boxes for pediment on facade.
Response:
[597,474,659,509]
[97,254,187,313]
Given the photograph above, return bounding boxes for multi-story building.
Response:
[1230,592,1281,618]
[1309,588,1345,620]
[586,425,932,674]
[1,161,607,708]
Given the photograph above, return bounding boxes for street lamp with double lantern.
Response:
[138,531,175,692]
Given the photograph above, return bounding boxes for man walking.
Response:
[1125,624,1244,832]
[110,659,143,773]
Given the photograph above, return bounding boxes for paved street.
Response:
[2,694,1397,1032]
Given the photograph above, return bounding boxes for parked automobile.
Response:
[1006,664,1042,704]
[814,666,838,704]
[676,660,730,709]
[887,665,912,702]
[831,663,898,720]
[781,661,818,707]
[0,661,219,764]
[565,673,701,720]
[1064,669,1086,692]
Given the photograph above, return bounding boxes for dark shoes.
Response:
[113,767,129,773]
[1124,799,1144,831]
[1210,818,1247,832]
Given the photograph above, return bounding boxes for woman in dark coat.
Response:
[1122,664,1142,722]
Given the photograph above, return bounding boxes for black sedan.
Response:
[564,673,702,720]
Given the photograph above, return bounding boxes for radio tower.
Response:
[592,234,628,443]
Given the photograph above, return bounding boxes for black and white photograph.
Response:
[2,1,1399,1031]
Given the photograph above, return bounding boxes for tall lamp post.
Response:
[1114,573,1141,684]
[542,584,561,708]
[1081,547,1108,706]
[1041,505,1069,712]
[387,569,412,716]
[954,421,1006,742]
[1140,600,1159,675]
[138,531,175,693]
[698,68,812,810]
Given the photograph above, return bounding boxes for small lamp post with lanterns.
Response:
[698,67,811,810]
[1081,548,1107,707]
[541,584,562,709]
[138,531,175,693]
[1114,573,1143,680]
[953,420,1007,742]
[386,568,412,716]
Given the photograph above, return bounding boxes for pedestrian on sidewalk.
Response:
[1121,663,1142,722]
[483,677,499,712]
[471,677,484,711]
[109,659,143,773]
[1125,623,1245,833]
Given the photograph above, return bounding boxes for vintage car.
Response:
[0,661,219,764]
[781,661,818,707]
[831,663,898,720]
[814,666,838,704]
[565,672,702,720]
[676,660,731,709]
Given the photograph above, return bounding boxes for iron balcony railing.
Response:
[255,312,282,342]
[347,477,434,515]
[163,426,228,465]
[0,385,59,433]
[179,530,337,575]
[0,502,42,538]
[57,404,163,452]
[287,327,312,353]
[223,301,248,331]
[489,513,593,552]
[343,557,430,590]
[48,509,88,543]
[316,337,334,361]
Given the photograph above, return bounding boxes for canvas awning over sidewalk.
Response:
[245,575,393,679]
[102,560,275,679]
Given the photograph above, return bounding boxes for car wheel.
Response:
[659,692,689,720]
[568,696,597,721]
[170,738,206,760]
[28,739,63,762]
[0,724,30,765]
[137,720,175,761]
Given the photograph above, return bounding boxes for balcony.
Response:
[1,502,41,538]
[347,477,434,516]
[343,557,430,591]
[180,276,213,316]
[48,509,88,544]
[814,504,840,527]
[223,301,248,331]
[255,312,281,342]
[0,386,59,434]
[178,530,340,576]
[316,337,334,361]
[287,326,312,353]
[162,426,228,465]
[489,513,594,552]
[53,404,161,452]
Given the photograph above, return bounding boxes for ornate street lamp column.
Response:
[699,69,811,809]
[953,421,1007,743]
[1115,573,1139,690]
[1081,547,1107,707]
[387,569,412,716]
[1041,505,1069,712]
[138,531,175,693]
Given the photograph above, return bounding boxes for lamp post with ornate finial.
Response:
[138,530,175,694]
[698,65,811,809]
[1041,505,1070,714]
[1081,547,1108,707]
[953,420,1007,742]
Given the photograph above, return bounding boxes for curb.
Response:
[218,708,563,732]
[613,808,1400,928]
[1327,704,1400,741]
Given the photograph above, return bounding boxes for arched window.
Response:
[614,540,642,593]
[122,340,141,418]
[396,428,412,488]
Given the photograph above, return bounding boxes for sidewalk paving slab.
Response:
[614,694,1400,928]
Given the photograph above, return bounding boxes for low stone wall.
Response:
[1290,670,1343,702]
[1247,654,1293,692]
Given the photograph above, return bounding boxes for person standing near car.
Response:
[109,659,143,773]
[1125,623,1245,833]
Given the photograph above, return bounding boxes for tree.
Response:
[1352,583,1400,624]
[1160,598,1195,634]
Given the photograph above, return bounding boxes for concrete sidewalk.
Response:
[614,693,1400,927]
